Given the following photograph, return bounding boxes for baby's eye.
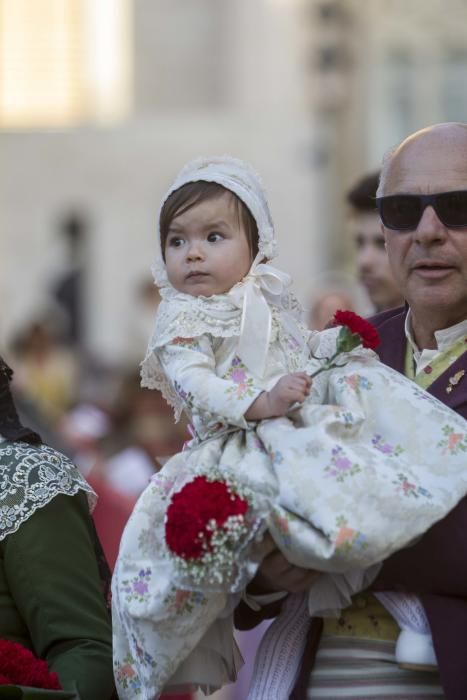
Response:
[167,236,184,248]
[207,232,223,243]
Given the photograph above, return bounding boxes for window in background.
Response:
[0,0,132,128]
[133,0,228,113]
[441,47,467,123]
[384,47,414,142]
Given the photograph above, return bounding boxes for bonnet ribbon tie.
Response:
[229,260,291,378]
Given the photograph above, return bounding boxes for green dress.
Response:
[0,440,115,700]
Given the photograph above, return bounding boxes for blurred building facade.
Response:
[1,0,467,366]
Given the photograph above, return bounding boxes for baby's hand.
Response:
[244,373,311,420]
[267,372,311,416]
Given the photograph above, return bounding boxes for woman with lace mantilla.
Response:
[112,157,467,700]
[0,357,115,699]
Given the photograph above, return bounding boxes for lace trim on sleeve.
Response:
[140,350,185,421]
[141,289,245,420]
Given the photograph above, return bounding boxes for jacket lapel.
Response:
[427,352,467,418]
[372,307,467,419]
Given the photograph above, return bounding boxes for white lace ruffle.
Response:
[141,284,308,419]
[140,350,183,420]
[141,287,244,419]
[0,441,96,540]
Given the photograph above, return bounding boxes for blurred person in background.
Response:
[58,400,135,572]
[347,171,404,312]
[11,318,79,427]
[127,278,162,364]
[59,402,112,477]
[52,211,89,351]
[306,272,369,330]
[106,370,187,499]
[0,356,114,699]
[308,289,354,330]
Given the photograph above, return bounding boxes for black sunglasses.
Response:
[375,190,467,231]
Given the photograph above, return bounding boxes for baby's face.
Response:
[164,192,253,296]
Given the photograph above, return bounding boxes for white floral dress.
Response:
[112,289,467,700]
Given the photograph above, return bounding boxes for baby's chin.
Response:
[172,281,229,297]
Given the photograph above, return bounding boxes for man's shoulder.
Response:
[367,305,408,368]
[368,305,407,329]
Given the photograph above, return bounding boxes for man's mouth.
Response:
[411,260,455,278]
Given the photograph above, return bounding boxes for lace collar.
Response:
[0,440,96,540]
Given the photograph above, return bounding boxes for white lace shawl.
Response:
[0,439,96,540]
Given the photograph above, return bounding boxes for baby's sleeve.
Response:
[158,335,263,428]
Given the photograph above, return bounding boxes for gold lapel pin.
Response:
[446,370,465,394]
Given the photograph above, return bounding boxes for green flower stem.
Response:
[309,350,341,379]
[308,327,364,379]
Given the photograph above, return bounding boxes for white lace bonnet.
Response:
[151,156,277,287]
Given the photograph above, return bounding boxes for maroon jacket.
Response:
[237,307,467,699]
[291,306,467,700]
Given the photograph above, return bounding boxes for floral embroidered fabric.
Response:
[113,324,467,699]
[0,440,96,539]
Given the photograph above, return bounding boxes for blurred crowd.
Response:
[8,307,187,571]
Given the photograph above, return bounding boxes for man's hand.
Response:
[245,373,312,420]
[249,533,321,595]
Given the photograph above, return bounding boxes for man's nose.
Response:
[414,205,448,244]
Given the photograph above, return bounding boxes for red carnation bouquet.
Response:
[0,640,75,698]
[309,310,380,378]
[165,474,257,587]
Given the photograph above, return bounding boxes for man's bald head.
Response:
[378,123,467,197]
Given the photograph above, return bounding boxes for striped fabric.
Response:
[307,637,444,699]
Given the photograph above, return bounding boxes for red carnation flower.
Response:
[0,639,62,689]
[332,310,380,350]
[165,476,249,560]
